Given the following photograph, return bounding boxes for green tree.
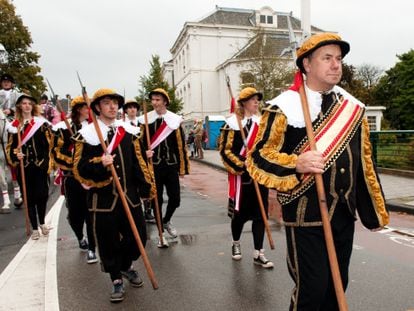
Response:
[373,50,414,130]
[236,28,295,101]
[138,55,182,113]
[0,0,45,99]
[339,63,369,104]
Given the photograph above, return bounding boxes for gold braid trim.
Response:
[72,141,112,188]
[222,129,244,175]
[6,134,18,168]
[176,129,190,175]
[89,157,102,164]
[53,131,72,171]
[246,110,299,191]
[133,138,156,199]
[45,127,54,174]
[259,111,297,168]
[360,118,389,226]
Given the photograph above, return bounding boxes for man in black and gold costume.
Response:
[137,88,189,247]
[72,89,153,303]
[247,33,389,310]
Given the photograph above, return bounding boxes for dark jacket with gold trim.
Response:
[247,86,389,229]
[137,110,190,175]
[72,121,153,212]
[219,115,258,182]
[51,120,86,172]
[6,117,53,173]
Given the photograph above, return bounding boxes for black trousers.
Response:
[286,204,355,311]
[153,163,180,224]
[93,201,147,281]
[231,181,269,250]
[17,166,49,230]
[64,176,95,251]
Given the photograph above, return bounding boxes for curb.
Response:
[193,159,414,216]
[386,201,414,215]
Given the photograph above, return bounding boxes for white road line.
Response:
[45,195,64,311]
[0,195,64,311]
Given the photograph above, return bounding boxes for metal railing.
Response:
[370,130,414,171]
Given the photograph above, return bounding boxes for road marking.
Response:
[0,195,64,310]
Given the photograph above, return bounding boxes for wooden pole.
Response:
[16,126,31,237]
[79,87,158,289]
[142,101,167,247]
[55,100,73,136]
[298,79,348,311]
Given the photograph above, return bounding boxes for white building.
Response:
[164,6,324,120]
[164,5,385,131]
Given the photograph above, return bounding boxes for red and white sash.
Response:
[19,118,44,146]
[278,98,365,205]
[229,123,258,212]
[150,121,173,150]
[106,126,126,154]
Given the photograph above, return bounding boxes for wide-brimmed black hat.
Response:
[0,73,15,84]
[90,88,124,115]
[16,93,37,106]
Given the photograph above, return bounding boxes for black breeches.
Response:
[93,201,147,281]
[64,176,95,250]
[285,205,355,311]
[231,216,266,250]
[153,164,180,224]
[17,166,49,230]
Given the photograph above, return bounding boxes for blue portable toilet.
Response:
[204,115,226,150]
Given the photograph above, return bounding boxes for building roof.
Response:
[198,6,323,31]
[235,33,292,59]
[198,7,256,26]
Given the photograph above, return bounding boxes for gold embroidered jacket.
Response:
[6,120,53,173]
[72,125,154,212]
[247,94,389,229]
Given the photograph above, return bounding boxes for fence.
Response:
[370,130,414,171]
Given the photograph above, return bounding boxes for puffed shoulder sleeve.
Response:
[246,104,301,192]
[72,133,112,188]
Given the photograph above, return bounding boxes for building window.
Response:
[260,15,266,24]
[240,72,255,86]
[267,16,273,24]
[367,116,377,131]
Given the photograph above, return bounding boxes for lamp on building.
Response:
[0,43,9,64]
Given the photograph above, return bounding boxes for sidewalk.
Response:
[195,149,414,215]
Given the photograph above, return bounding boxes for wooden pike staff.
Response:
[16,126,31,236]
[142,101,167,247]
[297,72,348,310]
[76,72,158,289]
[55,100,73,136]
[225,76,275,250]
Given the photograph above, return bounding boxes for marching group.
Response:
[0,33,389,310]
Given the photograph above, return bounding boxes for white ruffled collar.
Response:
[226,114,260,131]
[137,110,182,130]
[267,84,364,128]
[79,118,138,145]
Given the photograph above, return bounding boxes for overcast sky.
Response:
[11,0,414,99]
